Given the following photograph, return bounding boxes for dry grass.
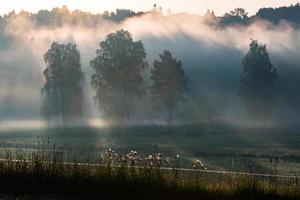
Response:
[0,140,299,199]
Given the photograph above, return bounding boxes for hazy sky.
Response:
[0,0,299,16]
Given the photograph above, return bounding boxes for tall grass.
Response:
[0,140,299,199]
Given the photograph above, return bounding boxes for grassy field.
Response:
[0,125,299,199]
[0,137,299,200]
[0,125,299,175]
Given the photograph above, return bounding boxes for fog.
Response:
[1,10,300,129]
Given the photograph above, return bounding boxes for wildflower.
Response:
[156,153,161,161]
[126,150,139,166]
[165,157,171,164]
[192,159,206,170]
[127,154,133,160]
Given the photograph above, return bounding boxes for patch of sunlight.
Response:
[0,120,47,131]
[87,118,107,128]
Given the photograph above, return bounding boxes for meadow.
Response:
[0,125,299,199]
[0,125,299,175]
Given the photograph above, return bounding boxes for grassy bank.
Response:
[0,144,299,200]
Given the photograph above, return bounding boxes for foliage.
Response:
[239,40,279,120]
[219,4,300,26]
[150,50,188,133]
[219,8,249,25]
[41,42,84,125]
[90,30,148,125]
[103,9,143,22]
[256,3,300,25]
[0,5,300,30]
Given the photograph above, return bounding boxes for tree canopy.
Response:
[90,30,148,125]
[239,40,279,120]
[150,50,188,133]
[103,9,143,22]
[42,42,84,126]
[219,8,249,26]
[256,3,300,25]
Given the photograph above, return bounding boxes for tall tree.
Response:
[41,42,84,126]
[239,40,279,121]
[150,50,188,134]
[90,30,148,125]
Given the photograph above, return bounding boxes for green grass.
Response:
[0,141,299,200]
[0,125,299,174]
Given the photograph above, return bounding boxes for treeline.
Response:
[0,6,143,28]
[42,29,278,130]
[256,3,300,25]
[0,4,299,50]
[0,3,300,29]
[218,3,300,26]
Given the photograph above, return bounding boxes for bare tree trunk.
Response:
[60,66,65,128]
[167,105,173,135]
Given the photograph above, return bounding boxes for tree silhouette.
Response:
[41,42,84,126]
[103,9,141,22]
[220,8,249,25]
[239,40,279,121]
[90,30,148,126]
[229,8,248,19]
[150,50,188,134]
[256,3,300,25]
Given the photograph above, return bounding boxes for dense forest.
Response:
[0,3,300,127]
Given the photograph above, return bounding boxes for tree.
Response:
[150,50,188,134]
[90,30,148,125]
[220,8,249,25]
[229,8,248,19]
[103,9,141,22]
[35,9,54,26]
[239,40,279,121]
[41,42,84,126]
